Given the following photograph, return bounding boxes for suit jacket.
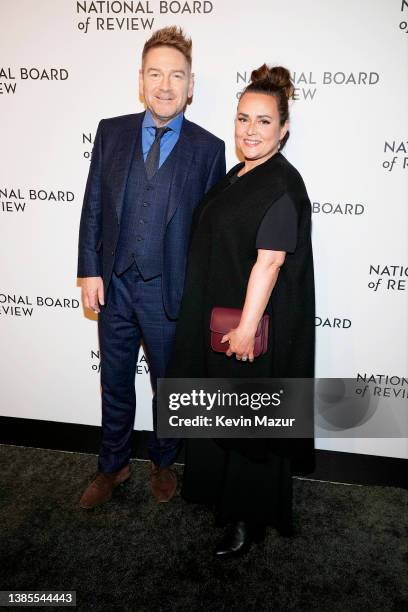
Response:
[77,112,226,319]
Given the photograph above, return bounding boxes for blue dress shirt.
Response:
[142,109,184,167]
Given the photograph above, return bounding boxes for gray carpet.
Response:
[0,444,407,611]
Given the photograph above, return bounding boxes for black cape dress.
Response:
[167,152,315,532]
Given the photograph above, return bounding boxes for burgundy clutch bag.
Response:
[210,306,270,357]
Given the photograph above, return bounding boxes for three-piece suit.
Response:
[77,110,225,471]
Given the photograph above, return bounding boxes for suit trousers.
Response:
[97,263,180,472]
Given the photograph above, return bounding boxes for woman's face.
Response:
[235,92,288,165]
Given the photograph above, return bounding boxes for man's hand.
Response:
[81,276,104,313]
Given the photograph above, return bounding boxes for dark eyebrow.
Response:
[238,112,273,120]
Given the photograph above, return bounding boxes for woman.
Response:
[167,65,315,558]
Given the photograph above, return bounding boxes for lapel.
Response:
[166,118,195,225]
[107,113,143,222]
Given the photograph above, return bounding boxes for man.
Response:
[77,26,225,508]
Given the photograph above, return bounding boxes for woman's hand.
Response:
[219,249,286,362]
[221,325,257,362]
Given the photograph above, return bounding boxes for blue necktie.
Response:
[145,126,170,180]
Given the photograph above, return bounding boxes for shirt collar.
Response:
[142,109,184,134]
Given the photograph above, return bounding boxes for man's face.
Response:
[139,46,194,126]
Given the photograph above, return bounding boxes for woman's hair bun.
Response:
[250,64,294,100]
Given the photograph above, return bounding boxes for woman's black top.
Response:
[167,153,315,473]
[229,172,298,253]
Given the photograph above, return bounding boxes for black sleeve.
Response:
[256,193,298,253]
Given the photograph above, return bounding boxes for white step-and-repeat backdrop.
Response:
[1,0,407,459]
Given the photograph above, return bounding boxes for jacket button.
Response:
[111,250,115,255]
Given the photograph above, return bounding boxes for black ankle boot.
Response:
[214,521,265,558]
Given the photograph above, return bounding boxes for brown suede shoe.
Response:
[79,464,131,509]
[149,462,177,502]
